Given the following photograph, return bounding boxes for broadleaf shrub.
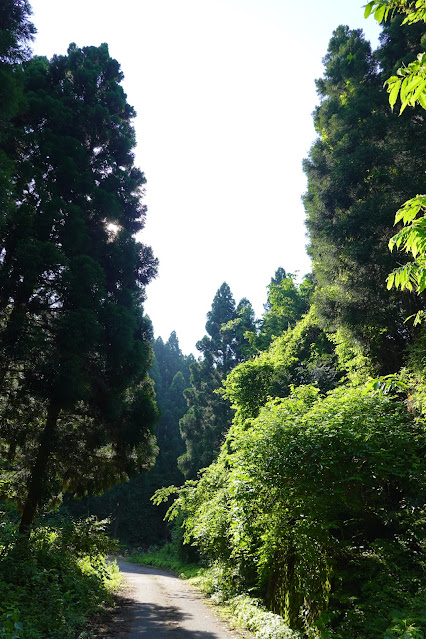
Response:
[160,384,426,637]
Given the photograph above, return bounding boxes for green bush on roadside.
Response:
[0,512,120,639]
[153,383,426,638]
[130,542,200,579]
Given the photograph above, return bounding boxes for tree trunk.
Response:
[18,402,60,536]
[113,501,121,539]
[0,298,28,390]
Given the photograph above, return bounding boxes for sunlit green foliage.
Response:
[222,307,340,422]
[250,269,311,352]
[387,194,426,308]
[158,384,425,637]
[304,21,426,370]
[385,51,426,112]
[365,0,426,113]
[365,1,426,317]
[0,512,119,639]
[365,0,426,27]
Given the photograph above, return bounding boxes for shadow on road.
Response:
[117,560,180,578]
[129,600,226,638]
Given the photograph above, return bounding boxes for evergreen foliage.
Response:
[151,331,193,468]
[363,4,426,321]
[0,0,35,63]
[0,38,159,534]
[178,283,255,479]
[65,331,192,546]
[303,22,426,371]
[0,2,35,298]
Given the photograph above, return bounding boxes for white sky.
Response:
[30,0,381,356]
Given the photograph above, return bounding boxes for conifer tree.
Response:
[179,283,255,478]
[253,269,310,351]
[151,332,193,470]
[66,331,192,545]
[0,43,158,534]
[303,24,426,372]
[0,1,35,268]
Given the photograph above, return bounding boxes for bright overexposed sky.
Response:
[30,0,381,355]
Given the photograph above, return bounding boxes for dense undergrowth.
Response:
[152,382,426,639]
[0,510,120,639]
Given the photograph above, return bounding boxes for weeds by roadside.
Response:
[0,510,121,639]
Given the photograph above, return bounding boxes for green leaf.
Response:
[399,99,409,115]
[418,90,426,109]
[400,76,409,102]
[406,74,424,93]
[375,4,386,22]
[413,310,425,325]
[409,77,426,105]
[388,78,402,109]
[364,1,375,19]
[386,272,395,290]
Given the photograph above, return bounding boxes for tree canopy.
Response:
[179,283,255,479]
[0,41,159,534]
[365,0,426,320]
[303,22,426,371]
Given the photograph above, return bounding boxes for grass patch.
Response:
[129,542,201,579]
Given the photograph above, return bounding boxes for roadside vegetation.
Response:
[0,511,120,639]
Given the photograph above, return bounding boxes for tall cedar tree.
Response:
[179,283,255,479]
[151,332,193,470]
[303,23,426,372]
[0,43,158,534]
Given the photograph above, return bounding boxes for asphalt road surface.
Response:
[116,559,253,639]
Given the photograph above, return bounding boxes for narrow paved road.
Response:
[116,559,253,639]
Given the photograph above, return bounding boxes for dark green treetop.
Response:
[179,283,255,479]
[0,0,35,62]
[197,282,239,375]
